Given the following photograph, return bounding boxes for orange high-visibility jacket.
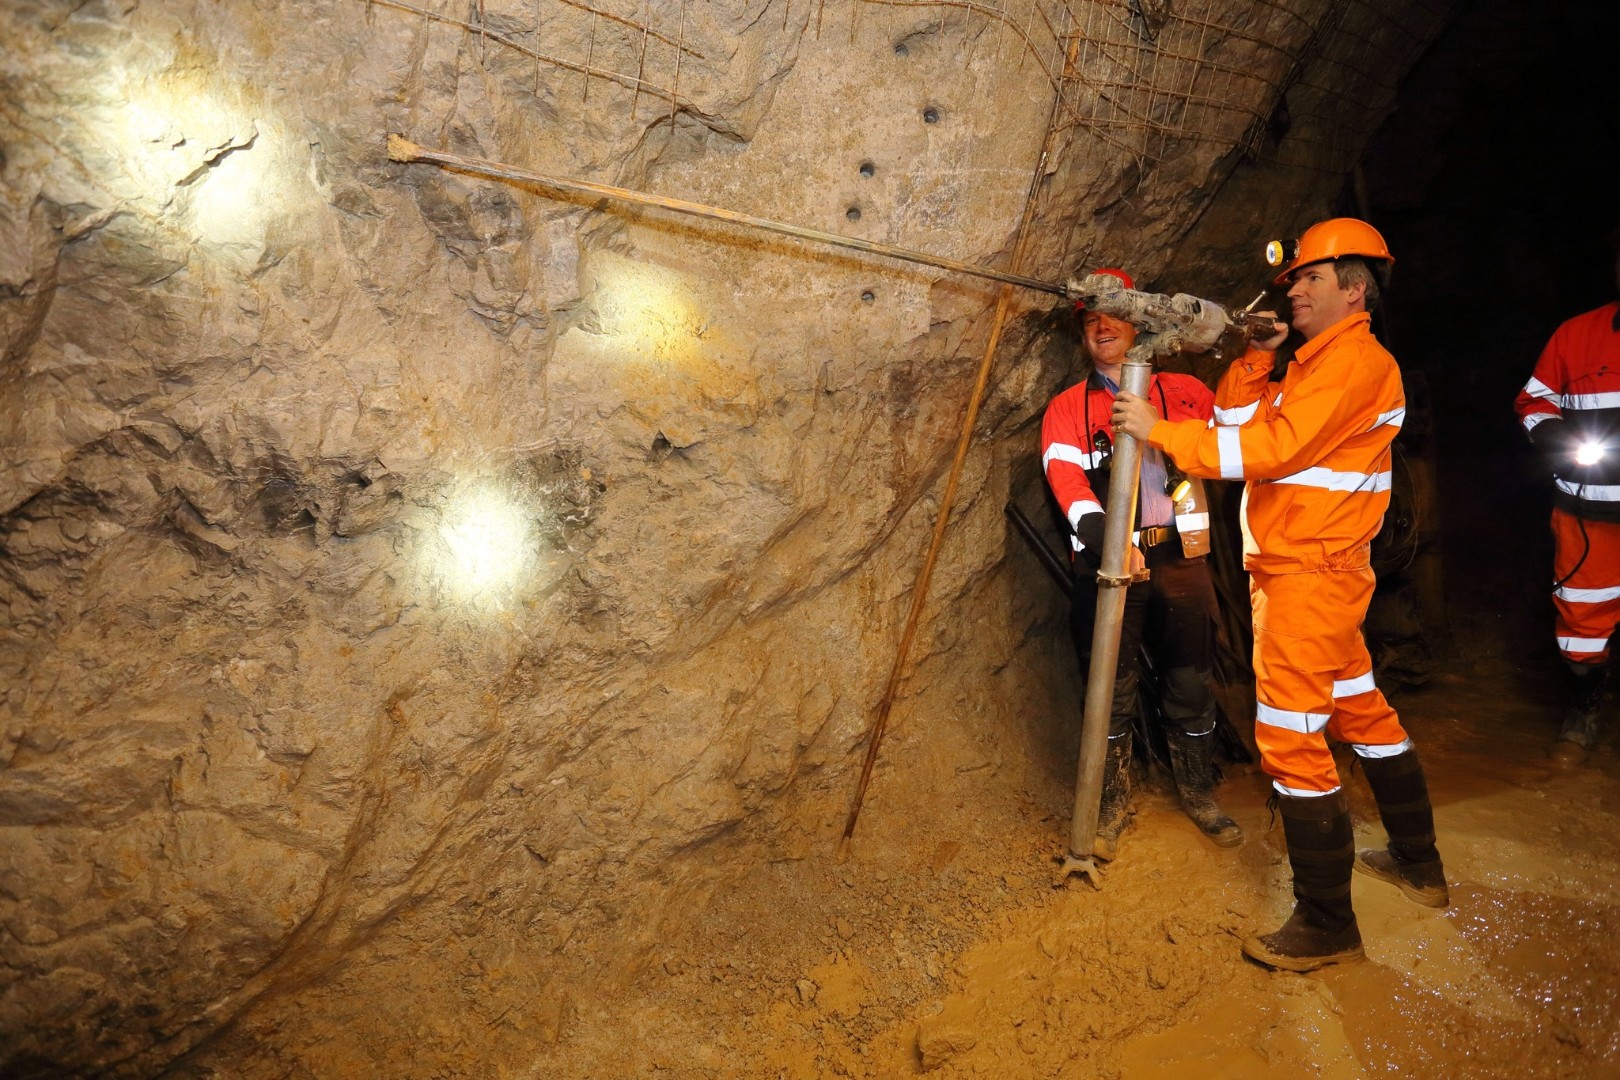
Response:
[1148,312,1404,574]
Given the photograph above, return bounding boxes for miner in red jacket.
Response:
[1040,267,1242,861]
[1514,238,1620,765]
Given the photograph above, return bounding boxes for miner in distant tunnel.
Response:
[1112,220,1449,972]
[1515,231,1620,766]
[1040,267,1244,862]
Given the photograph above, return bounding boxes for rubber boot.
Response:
[1093,733,1133,862]
[1167,728,1243,847]
[1354,749,1449,908]
[1550,660,1605,766]
[1241,791,1364,972]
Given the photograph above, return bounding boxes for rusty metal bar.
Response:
[384,135,1071,298]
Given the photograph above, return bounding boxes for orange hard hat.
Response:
[1074,267,1135,311]
[1272,218,1393,285]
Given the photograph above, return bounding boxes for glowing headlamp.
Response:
[1576,441,1606,467]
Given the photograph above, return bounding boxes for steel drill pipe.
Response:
[385,135,1070,298]
[1061,353,1152,887]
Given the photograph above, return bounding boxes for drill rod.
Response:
[386,135,1070,299]
[1059,353,1151,888]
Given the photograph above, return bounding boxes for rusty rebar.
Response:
[838,29,1085,856]
[384,135,1071,297]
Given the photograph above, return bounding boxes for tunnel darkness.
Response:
[1359,0,1620,685]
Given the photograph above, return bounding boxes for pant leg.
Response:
[1144,554,1219,736]
[1250,570,1343,796]
[1552,507,1620,665]
[1109,582,1150,739]
[1320,568,1412,758]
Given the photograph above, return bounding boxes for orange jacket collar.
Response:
[1295,311,1372,367]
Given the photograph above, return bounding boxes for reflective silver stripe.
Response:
[1274,466,1392,493]
[1559,635,1608,653]
[1174,511,1210,532]
[1370,407,1405,431]
[1067,501,1103,529]
[1556,479,1620,501]
[1523,412,1556,432]
[1556,584,1620,603]
[1333,671,1377,698]
[1273,781,1341,797]
[1214,400,1259,425]
[1523,376,1559,402]
[1563,390,1620,409]
[1257,701,1330,734]
[1273,392,1283,406]
[1217,426,1244,480]
[1044,442,1102,472]
[1352,739,1413,759]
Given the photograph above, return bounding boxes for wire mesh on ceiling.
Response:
[364,0,1453,176]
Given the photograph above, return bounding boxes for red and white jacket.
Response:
[1041,370,1214,556]
[1514,301,1620,523]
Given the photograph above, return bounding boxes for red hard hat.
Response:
[1272,218,1393,285]
[1074,267,1135,312]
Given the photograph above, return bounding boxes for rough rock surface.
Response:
[0,1,1443,1074]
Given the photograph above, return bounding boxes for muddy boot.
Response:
[1167,728,1243,848]
[1550,660,1605,766]
[1241,791,1363,972]
[1093,733,1133,862]
[1354,749,1449,908]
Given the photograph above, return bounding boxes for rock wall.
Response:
[0,1,1444,1074]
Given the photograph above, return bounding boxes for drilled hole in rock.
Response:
[923,106,940,124]
[893,42,908,56]
[861,291,875,303]
[846,206,862,223]
[859,161,875,179]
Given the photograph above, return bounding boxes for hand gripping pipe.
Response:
[1058,353,1151,888]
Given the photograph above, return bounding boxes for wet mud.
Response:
[534,633,1620,1078]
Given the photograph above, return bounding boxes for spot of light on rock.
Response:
[433,489,536,603]
[189,148,264,245]
[590,261,704,363]
[91,66,274,245]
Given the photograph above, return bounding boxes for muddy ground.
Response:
[520,445,1620,1079]
[559,678,1618,1078]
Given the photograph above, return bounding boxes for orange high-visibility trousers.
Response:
[1552,507,1620,665]
[1250,568,1411,796]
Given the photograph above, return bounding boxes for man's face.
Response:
[1082,312,1136,367]
[1286,262,1364,341]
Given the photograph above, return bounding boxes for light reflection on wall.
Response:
[188,144,267,246]
[590,258,706,366]
[91,65,277,247]
[427,487,539,605]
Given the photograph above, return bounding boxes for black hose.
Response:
[1005,502,1073,591]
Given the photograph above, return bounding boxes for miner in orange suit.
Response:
[1111,219,1448,971]
[1513,235,1620,766]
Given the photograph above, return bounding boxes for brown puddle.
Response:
[1321,884,1620,1077]
[1449,884,1620,1058]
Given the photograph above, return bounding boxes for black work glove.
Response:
[1074,512,1105,556]
[1529,418,1576,461]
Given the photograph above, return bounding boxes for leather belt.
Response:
[1136,525,1177,547]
